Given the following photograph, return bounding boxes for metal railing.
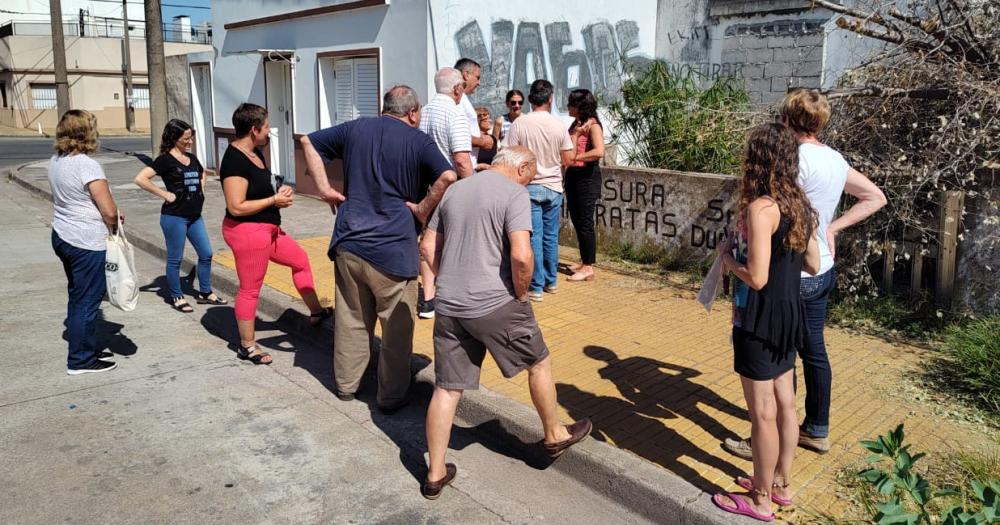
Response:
[0,20,211,45]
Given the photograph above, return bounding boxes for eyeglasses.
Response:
[477,114,490,120]
[508,100,523,106]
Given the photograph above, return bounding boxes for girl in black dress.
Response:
[713,122,820,522]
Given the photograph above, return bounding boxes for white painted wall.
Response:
[210,0,429,135]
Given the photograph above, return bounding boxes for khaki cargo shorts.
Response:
[432,299,549,390]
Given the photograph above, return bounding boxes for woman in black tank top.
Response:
[712,122,820,521]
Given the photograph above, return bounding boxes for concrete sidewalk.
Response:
[11,155,997,523]
[1,169,666,524]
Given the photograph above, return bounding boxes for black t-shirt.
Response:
[153,152,204,218]
[218,145,281,225]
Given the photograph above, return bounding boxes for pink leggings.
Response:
[222,218,316,321]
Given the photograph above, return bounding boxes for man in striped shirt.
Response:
[417,67,474,319]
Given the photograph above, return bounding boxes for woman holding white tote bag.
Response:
[49,110,122,375]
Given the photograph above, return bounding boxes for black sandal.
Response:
[308,306,333,327]
[195,291,228,305]
[171,298,194,313]
[236,344,272,365]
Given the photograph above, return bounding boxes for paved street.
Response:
[0,179,652,524]
[7,153,997,524]
[0,136,151,172]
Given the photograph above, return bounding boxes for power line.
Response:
[84,0,211,9]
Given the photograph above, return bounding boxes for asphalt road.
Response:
[0,136,151,172]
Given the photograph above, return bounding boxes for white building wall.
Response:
[210,0,429,136]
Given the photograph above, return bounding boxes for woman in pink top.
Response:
[564,89,605,282]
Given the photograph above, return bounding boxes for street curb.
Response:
[9,164,729,525]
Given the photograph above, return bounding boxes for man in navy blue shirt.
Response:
[300,85,457,412]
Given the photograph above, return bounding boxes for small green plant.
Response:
[859,424,1000,524]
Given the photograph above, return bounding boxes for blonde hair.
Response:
[778,89,831,136]
[54,110,100,156]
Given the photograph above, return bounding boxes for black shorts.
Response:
[433,299,549,390]
[733,327,796,381]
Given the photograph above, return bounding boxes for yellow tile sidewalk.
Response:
[215,237,995,520]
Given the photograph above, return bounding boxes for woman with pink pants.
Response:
[219,103,331,365]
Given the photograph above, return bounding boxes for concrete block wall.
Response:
[721,18,826,104]
[655,1,836,106]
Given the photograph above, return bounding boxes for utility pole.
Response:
[144,0,168,152]
[122,0,135,132]
[49,0,71,117]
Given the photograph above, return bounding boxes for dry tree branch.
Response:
[823,86,953,100]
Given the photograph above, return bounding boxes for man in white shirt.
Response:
[454,58,495,165]
[417,67,474,318]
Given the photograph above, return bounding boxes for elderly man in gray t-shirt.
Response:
[417,145,592,500]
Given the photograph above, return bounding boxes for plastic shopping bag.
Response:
[696,255,724,313]
[106,215,139,311]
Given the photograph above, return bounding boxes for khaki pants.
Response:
[334,249,418,406]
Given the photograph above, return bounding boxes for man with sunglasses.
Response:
[455,58,496,167]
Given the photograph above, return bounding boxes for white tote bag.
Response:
[106,215,139,311]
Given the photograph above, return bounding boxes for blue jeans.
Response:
[52,230,107,370]
[528,184,562,292]
[799,268,836,438]
[159,214,214,299]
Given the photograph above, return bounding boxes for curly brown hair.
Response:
[54,109,99,156]
[738,122,816,252]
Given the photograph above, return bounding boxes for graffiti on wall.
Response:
[561,173,738,253]
[451,18,652,114]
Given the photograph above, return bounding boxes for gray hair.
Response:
[434,68,464,95]
[383,85,420,117]
[492,145,536,168]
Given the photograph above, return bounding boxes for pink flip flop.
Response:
[736,476,794,506]
[712,492,775,522]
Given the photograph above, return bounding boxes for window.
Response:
[131,86,150,109]
[0,82,7,108]
[318,55,379,128]
[31,84,57,109]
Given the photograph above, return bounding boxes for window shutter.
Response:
[334,60,355,124]
[353,57,379,117]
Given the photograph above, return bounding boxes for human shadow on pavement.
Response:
[556,382,742,493]
[553,345,749,493]
[584,346,747,443]
[197,305,315,358]
[367,376,550,487]
[138,272,205,306]
[64,310,137,357]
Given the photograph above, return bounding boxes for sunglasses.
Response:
[508,100,523,106]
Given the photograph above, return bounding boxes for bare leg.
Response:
[526,356,572,443]
[420,259,436,301]
[300,290,324,314]
[740,375,776,516]
[237,318,271,363]
[426,387,462,482]
[773,369,798,501]
[237,318,255,348]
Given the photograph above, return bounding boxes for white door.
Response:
[265,60,294,184]
[190,64,214,168]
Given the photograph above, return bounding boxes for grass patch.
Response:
[924,316,1000,417]
[601,238,711,284]
[827,295,954,343]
